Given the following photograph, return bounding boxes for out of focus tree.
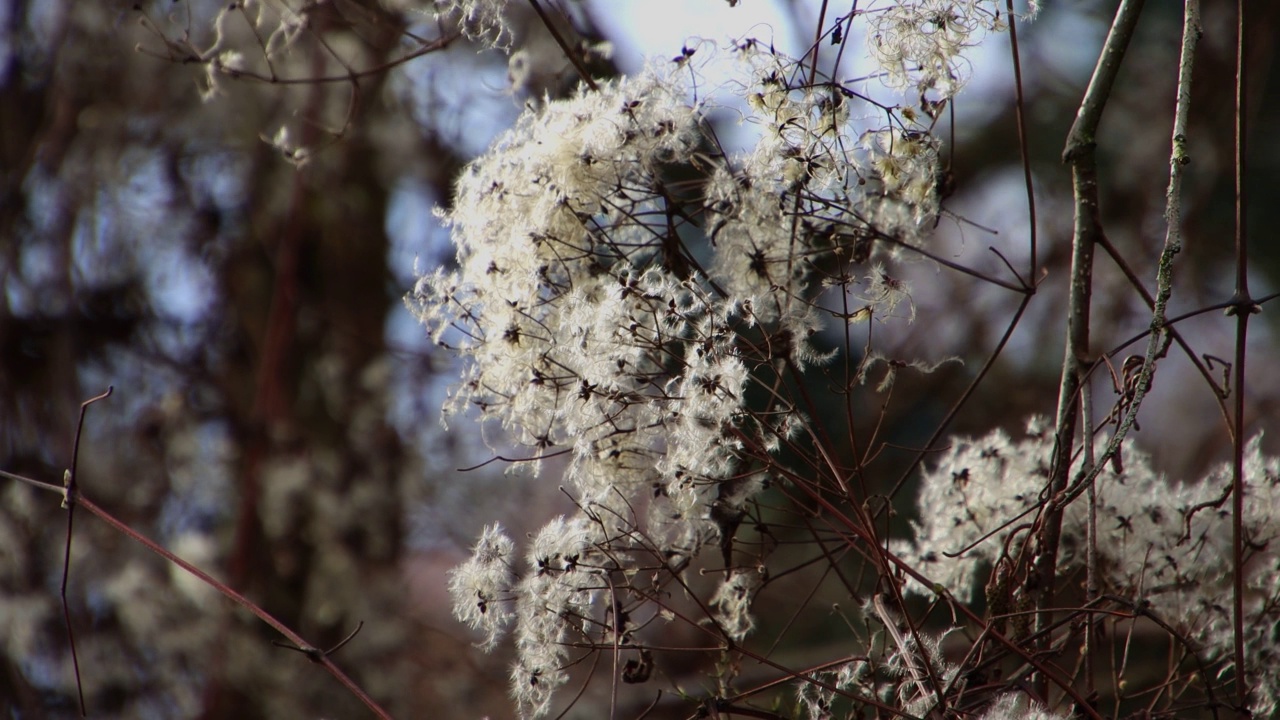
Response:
[0,1,613,717]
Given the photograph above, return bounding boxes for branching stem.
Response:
[1039,0,1146,680]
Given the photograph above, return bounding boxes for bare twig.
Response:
[0,469,64,494]
[1093,0,1202,485]
[134,14,458,86]
[1080,382,1098,697]
[527,0,598,92]
[70,493,394,719]
[1004,0,1037,277]
[1228,0,1260,711]
[60,385,113,717]
[1039,0,1147,664]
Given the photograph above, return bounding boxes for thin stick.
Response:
[60,386,113,717]
[71,493,394,720]
[1080,382,1098,697]
[1228,0,1258,711]
[1004,0,1037,277]
[1094,0,1202,479]
[527,0,598,92]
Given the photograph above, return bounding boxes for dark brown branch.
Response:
[60,386,113,717]
[527,0,599,92]
[1229,0,1259,711]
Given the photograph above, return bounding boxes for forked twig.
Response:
[273,621,366,663]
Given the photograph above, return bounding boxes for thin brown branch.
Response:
[1004,0,1037,277]
[60,385,113,717]
[37,388,394,720]
[1229,0,1260,711]
[71,493,394,720]
[527,0,598,92]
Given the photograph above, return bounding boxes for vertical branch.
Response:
[1102,0,1201,469]
[1036,0,1209,704]
[1039,0,1146,653]
[59,386,113,718]
[1228,0,1259,711]
[1080,383,1097,697]
[1048,0,1204,521]
[807,0,830,86]
[1004,0,1037,278]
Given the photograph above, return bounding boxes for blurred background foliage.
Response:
[0,0,1276,717]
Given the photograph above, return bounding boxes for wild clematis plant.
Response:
[412,1,1273,718]
[896,421,1280,716]
[410,38,961,714]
